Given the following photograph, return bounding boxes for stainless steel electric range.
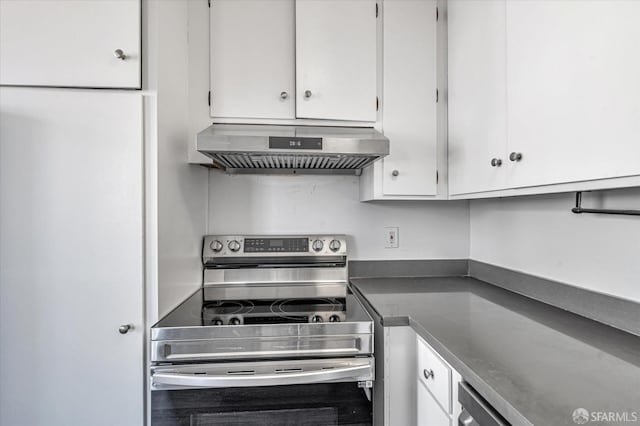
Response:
[150,234,374,425]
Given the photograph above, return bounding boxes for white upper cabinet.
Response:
[0,0,141,89]
[208,0,378,123]
[381,0,438,196]
[295,0,378,122]
[448,0,507,196]
[448,0,640,198]
[360,0,443,200]
[506,0,640,188]
[210,0,295,119]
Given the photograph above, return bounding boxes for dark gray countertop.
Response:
[350,277,640,426]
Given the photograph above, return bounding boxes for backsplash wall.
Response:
[207,171,470,260]
[470,187,640,302]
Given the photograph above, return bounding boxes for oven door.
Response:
[151,358,374,426]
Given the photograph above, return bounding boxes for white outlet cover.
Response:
[385,227,399,248]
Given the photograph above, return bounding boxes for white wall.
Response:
[208,172,470,260]
[470,187,640,302]
[145,0,209,320]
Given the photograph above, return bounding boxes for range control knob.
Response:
[312,240,324,252]
[329,315,341,323]
[329,239,341,252]
[311,315,324,323]
[228,240,241,252]
[229,317,241,325]
[210,240,223,252]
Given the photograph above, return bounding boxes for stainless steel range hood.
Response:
[197,124,389,175]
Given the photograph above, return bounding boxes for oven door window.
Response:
[152,383,371,426]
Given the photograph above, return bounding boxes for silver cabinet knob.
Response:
[113,49,127,60]
[423,369,434,380]
[392,170,399,177]
[280,91,289,100]
[509,152,523,162]
[490,158,503,167]
[304,90,312,99]
[119,324,132,334]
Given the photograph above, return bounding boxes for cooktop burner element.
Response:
[201,298,347,326]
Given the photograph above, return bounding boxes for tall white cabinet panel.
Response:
[448,0,507,195]
[382,0,438,196]
[295,0,378,122]
[0,0,141,88]
[210,0,295,119]
[0,88,144,426]
[506,0,640,188]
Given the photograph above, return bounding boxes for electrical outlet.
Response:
[385,227,399,248]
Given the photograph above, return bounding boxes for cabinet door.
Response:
[417,380,452,426]
[447,0,508,195]
[295,0,378,122]
[382,0,438,196]
[0,0,140,88]
[210,0,295,119]
[0,88,144,426]
[506,0,640,188]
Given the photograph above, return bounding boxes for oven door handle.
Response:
[152,364,371,388]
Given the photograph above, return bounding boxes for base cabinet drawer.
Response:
[418,379,451,426]
[417,336,452,414]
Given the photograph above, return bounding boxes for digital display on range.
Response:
[244,238,309,253]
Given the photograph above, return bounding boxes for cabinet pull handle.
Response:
[280,91,289,100]
[113,49,127,60]
[490,158,502,167]
[304,90,313,99]
[392,170,399,177]
[509,152,523,162]
[423,369,434,380]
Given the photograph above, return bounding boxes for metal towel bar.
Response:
[571,192,640,216]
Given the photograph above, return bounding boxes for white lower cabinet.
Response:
[417,335,452,414]
[418,380,452,426]
[380,326,461,426]
[416,335,461,425]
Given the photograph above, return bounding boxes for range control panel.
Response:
[244,237,309,253]
[203,234,347,259]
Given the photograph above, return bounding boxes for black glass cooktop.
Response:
[153,289,370,328]
[201,298,346,325]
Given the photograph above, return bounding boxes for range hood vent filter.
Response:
[197,124,389,175]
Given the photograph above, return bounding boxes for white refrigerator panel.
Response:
[0,88,144,426]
